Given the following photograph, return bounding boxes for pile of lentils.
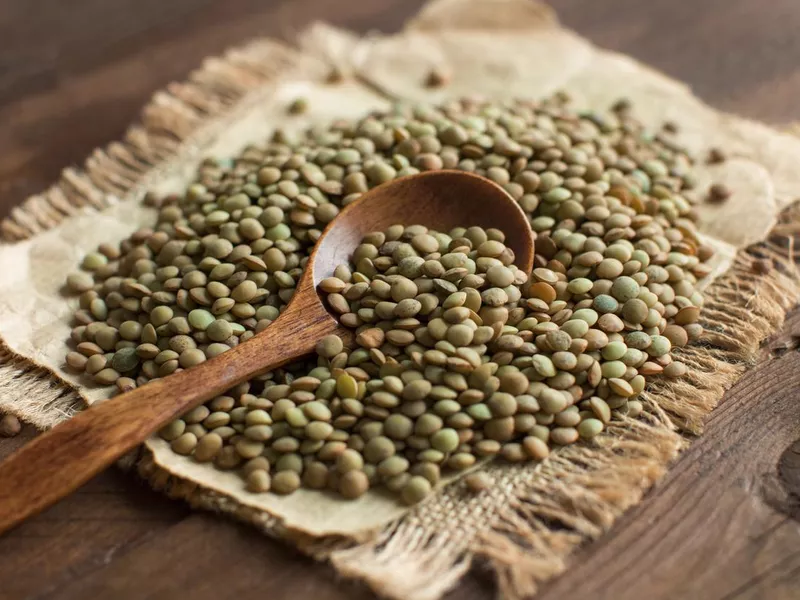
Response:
[63,94,712,503]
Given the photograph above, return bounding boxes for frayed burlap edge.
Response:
[2,17,800,600]
[0,347,84,429]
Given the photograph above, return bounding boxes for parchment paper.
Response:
[0,0,795,538]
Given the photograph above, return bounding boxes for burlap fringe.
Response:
[2,21,800,600]
[0,347,83,429]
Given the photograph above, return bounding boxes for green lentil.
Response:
[316,335,344,358]
[464,472,494,492]
[339,470,370,498]
[271,471,301,495]
[401,476,432,505]
[577,418,604,439]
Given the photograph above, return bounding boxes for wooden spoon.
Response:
[0,170,534,535]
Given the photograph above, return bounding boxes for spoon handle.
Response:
[0,308,345,535]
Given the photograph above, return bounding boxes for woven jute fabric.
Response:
[2,1,800,598]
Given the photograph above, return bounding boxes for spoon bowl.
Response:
[311,169,534,287]
[0,170,534,534]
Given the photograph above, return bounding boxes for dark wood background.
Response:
[2,1,800,599]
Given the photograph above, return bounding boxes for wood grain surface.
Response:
[1,1,800,599]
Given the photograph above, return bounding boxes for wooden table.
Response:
[2,1,800,598]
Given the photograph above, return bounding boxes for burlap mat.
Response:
[2,0,800,598]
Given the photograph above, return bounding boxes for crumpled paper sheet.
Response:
[1,0,795,537]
